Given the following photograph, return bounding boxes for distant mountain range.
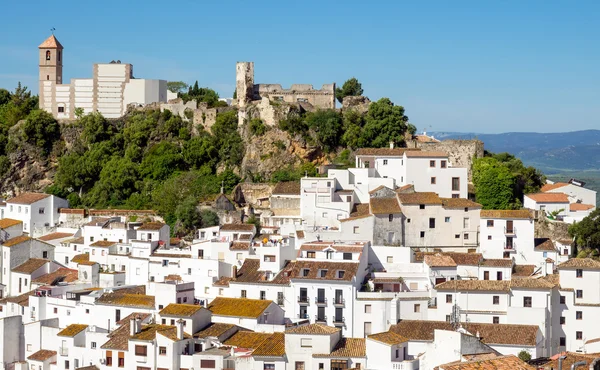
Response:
[431,130,600,174]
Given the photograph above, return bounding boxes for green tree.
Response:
[85,156,139,207]
[0,83,38,127]
[182,81,220,107]
[81,112,112,145]
[304,109,343,152]
[249,118,267,136]
[167,81,189,94]
[246,215,261,234]
[200,209,219,227]
[361,98,415,148]
[0,155,10,177]
[182,135,218,169]
[473,157,516,209]
[139,142,184,181]
[341,109,366,149]
[0,89,10,106]
[518,350,531,362]
[569,208,600,249]
[175,196,202,231]
[335,77,364,104]
[212,111,244,167]
[20,110,61,155]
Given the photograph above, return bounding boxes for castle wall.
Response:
[254,83,335,109]
[412,139,484,181]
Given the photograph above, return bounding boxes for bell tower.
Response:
[38,34,63,110]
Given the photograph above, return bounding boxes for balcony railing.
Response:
[315,315,327,323]
[504,226,517,235]
[59,347,68,356]
[298,296,309,304]
[298,313,309,319]
[315,297,327,305]
[504,242,517,251]
[333,316,345,325]
[333,297,345,306]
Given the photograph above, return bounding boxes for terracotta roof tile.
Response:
[370,197,401,214]
[510,276,556,289]
[313,338,366,358]
[391,320,539,346]
[164,274,182,282]
[27,349,57,361]
[220,224,256,232]
[208,297,271,318]
[116,312,151,326]
[534,238,556,252]
[404,150,448,158]
[424,254,457,267]
[0,290,35,306]
[159,303,204,317]
[541,182,569,192]
[38,35,63,48]
[7,192,51,205]
[0,218,22,228]
[32,268,78,285]
[66,237,85,245]
[414,252,482,266]
[273,181,301,195]
[12,258,49,274]
[441,198,482,208]
[525,192,569,203]
[252,332,286,357]
[230,241,251,251]
[223,331,271,348]
[194,323,237,339]
[2,235,31,247]
[90,240,117,248]
[131,324,191,341]
[101,325,130,350]
[367,331,408,345]
[138,222,165,231]
[558,258,600,270]
[480,259,513,268]
[436,280,510,292]
[397,192,442,205]
[290,260,359,281]
[57,324,88,337]
[286,323,340,335]
[480,210,533,219]
[413,134,440,143]
[296,230,305,239]
[38,232,73,241]
[570,203,595,211]
[368,185,386,194]
[512,265,535,277]
[350,203,370,217]
[396,184,415,193]
[96,293,155,309]
[439,355,534,370]
[540,352,600,370]
[213,277,233,287]
[356,148,419,156]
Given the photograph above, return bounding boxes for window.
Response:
[159,346,166,355]
[445,217,450,222]
[91,342,96,349]
[46,50,51,60]
[577,331,583,340]
[524,296,532,307]
[337,270,345,279]
[307,251,316,258]
[452,177,460,191]
[420,231,425,238]
[320,269,328,278]
[331,360,349,370]
[241,290,247,298]
[576,269,583,278]
[115,309,121,322]
[446,315,451,322]
[65,360,70,369]
[414,304,420,313]
[496,271,502,280]
[407,218,411,223]
[560,316,566,325]
[493,316,499,324]
[260,291,266,300]
[455,234,460,239]
[364,322,372,336]
[493,296,499,305]
[264,365,276,370]
[419,204,425,210]
[303,269,310,277]
[389,214,394,222]
[301,338,312,347]
[560,337,566,347]
[429,218,435,228]
[487,220,494,227]
[576,311,583,320]
[118,352,125,367]
[446,294,452,303]
[560,295,565,305]
[353,226,360,234]
[201,360,217,368]
[431,177,436,184]
[483,271,489,280]
[322,212,328,218]
[264,255,276,262]
[464,233,469,240]
[365,305,371,313]
[387,256,393,263]
[430,160,435,167]
[54,307,58,314]
[343,253,352,260]
[463,217,470,228]
[577,290,583,298]
[488,235,492,240]
[441,160,447,168]
[27,344,32,352]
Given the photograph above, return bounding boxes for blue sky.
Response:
[1,0,598,133]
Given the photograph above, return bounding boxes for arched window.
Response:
[46,75,49,80]
[46,50,51,61]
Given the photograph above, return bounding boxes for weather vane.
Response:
[51,27,56,35]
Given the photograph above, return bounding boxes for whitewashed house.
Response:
[0,193,68,237]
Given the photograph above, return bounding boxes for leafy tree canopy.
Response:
[167,81,189,94]
[569,208,600,249]
[473,157,517,209]
[362,98,415,148]
[335,77,363,104]
[304,109,343,152]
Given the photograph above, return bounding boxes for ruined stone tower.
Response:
[236,62,254,108]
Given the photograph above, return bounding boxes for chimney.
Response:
[232,265,238,278]
[389,141,394,149]
[176,319,184,340]
[130,317,140,336]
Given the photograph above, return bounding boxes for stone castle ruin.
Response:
[236,61,336,126]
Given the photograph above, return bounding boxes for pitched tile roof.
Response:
[7,192,51,204]
[138,222,165,231]
[223,331,271,348]
[57,324,88,337]
[12,258,49,274]
[356,148,418,156]
[570,203,595,211]
[230,242,251,251]
[557,258,600,270]
[435,280,510,292]
[27,349,57,361]
[159,303,204,317]
[0,290,35,306]
[439,355,534,370]
[207,297,271,318]
[396,184,415,193]
[480,210,533,219]
[116,312,151,326]
[273,181,301,195]
[441,198,482,208]
[96,293,155,309]
[480,259,513,268]
[289,260,359,281]
[67,237,85,245]
[404,150,448,158]
[252,332,286,357]
[525,193,569,203]
[313,338,366,358]
[131,324,191,341]
[39,35,63,48]
[539,352,600,370]
[534,238,556,252]
[414,252,482,266]
[2,235,31,247]
[164,274,183,282]
[194,323,237,339]
[541,182,569,192]
[38,232,74,241]
[0,218,22,228]
[101,325,129,350]
[367,331,409,345]
[397,192,442,205]
[32,268,78,285]
[76,366,100,370]
[350,203,371,217]
[510,276,557,289]
[90,240,117,248]
[391,320,539,346]
[424,254,457,267]
[512,265,536,277]
[286,323,340,335]
[220,224,256,232]
[71,253,90,264]
[370,197,401,214]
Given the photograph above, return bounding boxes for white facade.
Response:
[1,193,69,237]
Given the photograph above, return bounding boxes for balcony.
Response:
[59,347,68,356]
[315,315,327,323]
[504,242,517,251]
[333,317,345,326]
[333,297,345,307]
[315,297,327,306]
[277,298,285,306]
[297,313,309,319]
[298,296,309,304]
[504,226,517,236]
